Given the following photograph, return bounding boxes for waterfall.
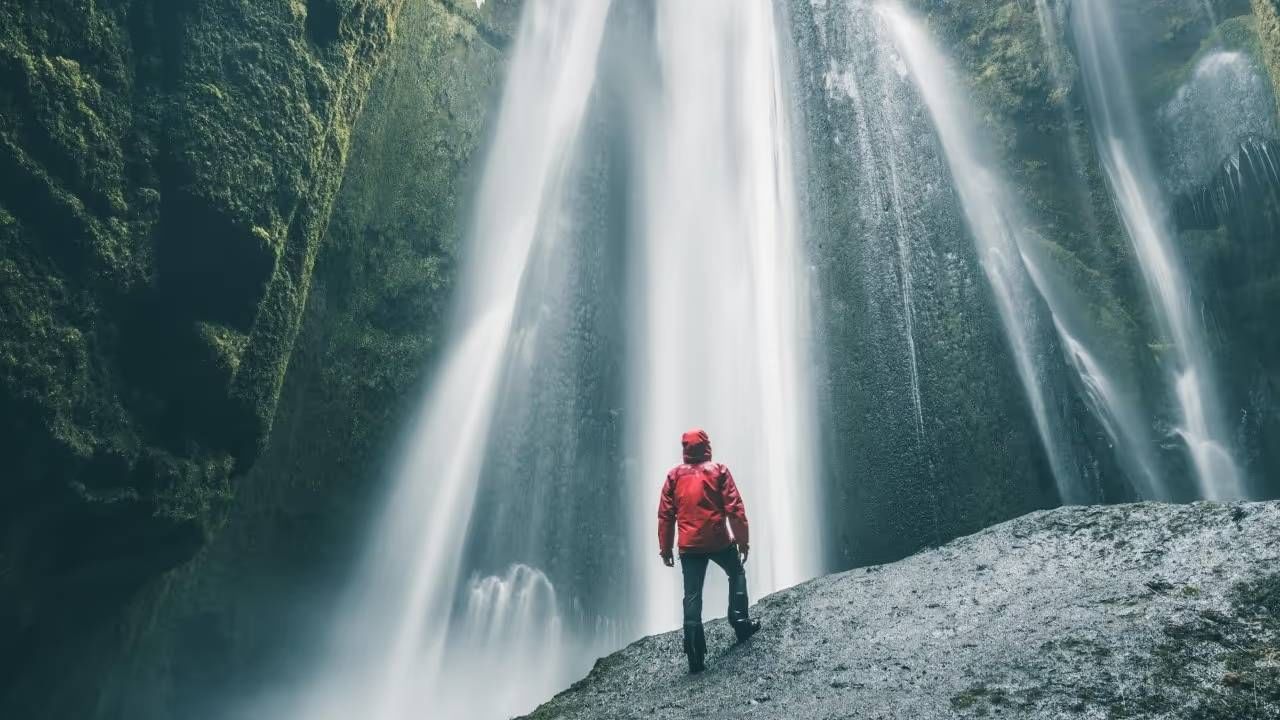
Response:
[878,2,1171,503]
[1033,0,1102,246]
[271,0,826,715]
[630,0,822,632]
[430,566,571,720]
[826,46,928,441]
[1020,254,1167,499]
[1072,0,1247,500]
[886,141,928,441]
[878,3,1086,503]
[277,4,613,719]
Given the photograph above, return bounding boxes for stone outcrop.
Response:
[525,501,1280,720]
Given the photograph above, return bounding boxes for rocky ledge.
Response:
[525,501,1280,720]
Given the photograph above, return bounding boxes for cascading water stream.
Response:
[252,3,1250,717]
[878,3,1083,502]
[276,4,613,719]
[1072,0,1247,499]
[820,44,927,443]
[1033,0,1102,245]
[879,2,1168,503]
[273,1,827,715]
[884,120,928,440]
[631,0,822,633]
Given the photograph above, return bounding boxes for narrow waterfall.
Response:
[851,60,930,441]
[826,41,929,441]
[877,3,1084,503]
[280,4,612,719]
[630,0,822,632]
[886,143,928,441]
[1072,0,1247,500]
[878,3,1167,503]
[1032,0,1102,245]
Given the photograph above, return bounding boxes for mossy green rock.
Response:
[0,0,406,683]
[0,0,515,717]
[1253,0,1280,109]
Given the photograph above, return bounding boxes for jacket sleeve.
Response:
[721,465,749,549]
[658,472,677,557]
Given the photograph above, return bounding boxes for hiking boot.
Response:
[733,619,761,643]
[683,621,707,673]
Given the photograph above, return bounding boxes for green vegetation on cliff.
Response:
[0,1,516,718]
[913,0,1147,365]
[0,0,408,706]
[317,0,514,458]
[1252,0,1280,108]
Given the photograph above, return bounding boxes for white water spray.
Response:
[431,565,572,720]
[1073,0,1246,499]
[279,4,612,720]
[631,0,822,633]
[1160,50,1280,198]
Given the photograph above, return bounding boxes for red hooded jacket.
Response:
[658,429,749,557]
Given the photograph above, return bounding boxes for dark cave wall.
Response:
[0,1,519,718]
[0,0,426,714]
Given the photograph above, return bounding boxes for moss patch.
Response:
[0,1,515,716]
[1253,0,1280,113]
[1106,573,1280,718]
[0,0,411,694]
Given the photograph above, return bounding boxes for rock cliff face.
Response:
[1255,0,1280,100]
[524,501,1280,720]
[791,0,1280,572]
[0,0,427,711]
[0,1,517,718]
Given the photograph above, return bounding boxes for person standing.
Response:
[658,428,761,673]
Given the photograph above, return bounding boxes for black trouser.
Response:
[679,545,752,662]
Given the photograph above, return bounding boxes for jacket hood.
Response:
[681,428,712,463]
